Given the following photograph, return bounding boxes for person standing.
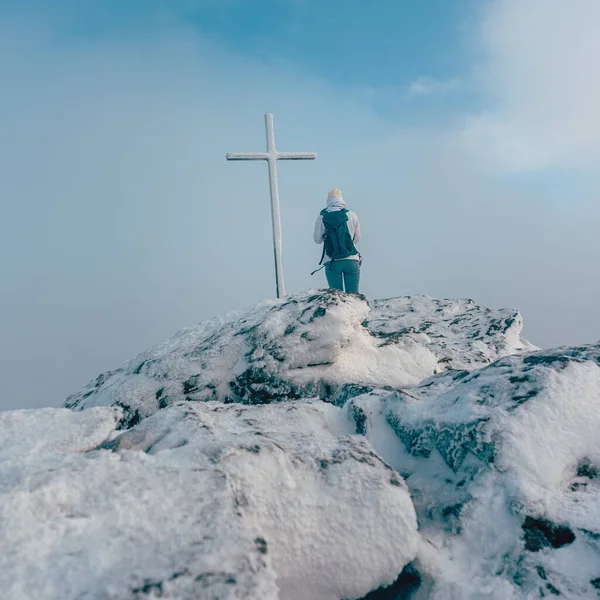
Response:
[313,188,361,293]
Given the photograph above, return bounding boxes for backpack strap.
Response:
[318,210,327,265]
[318,243,326,266]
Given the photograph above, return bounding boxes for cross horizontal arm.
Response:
[226,152,269,161]
[276,152,317,160]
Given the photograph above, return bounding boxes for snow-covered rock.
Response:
[6,289,599,599]
[0,401,418,600]
[346,344,600,598]
[65,290,533,428]
[368,295,534,370]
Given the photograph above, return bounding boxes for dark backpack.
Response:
[319,208,358,264]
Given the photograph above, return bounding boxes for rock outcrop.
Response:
[65,290,533,426]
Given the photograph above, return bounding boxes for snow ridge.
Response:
[65,290,533,427]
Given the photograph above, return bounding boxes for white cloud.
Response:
[465,0,600,172]
[408,76,459,96]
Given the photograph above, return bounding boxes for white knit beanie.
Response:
[327,188,343,203]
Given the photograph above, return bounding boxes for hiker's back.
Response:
[320,208,358,260]
[313,188,361,294]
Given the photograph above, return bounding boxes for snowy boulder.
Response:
[65,290,533,427]
[0,401,419,600]
[368,295,534,371]
[345,343,600,599]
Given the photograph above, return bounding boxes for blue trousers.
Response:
[325,259,360,294]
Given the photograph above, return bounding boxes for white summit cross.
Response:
[226,113,316,298]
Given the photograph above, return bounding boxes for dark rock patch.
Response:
[577,458,599,480]
[348,401,368,435]
[509,388,539,408]
[234,323,259,337]
[310,306,327,321]
[420,370,470,387]
[194,571,237,585]
[230,368,300,404]
[96,437,120,452]
[509,374,535,385]
[132,579,163,596]
[435,427,469,472]
[522,354,573,370]
[132,361,146,375]
[442,503,463,519]
[332,384,375,407]
[522,516,576,552]
[155,387,168,409]
[114,402,143,430]
[387,404,494,472]
[435,420,492,472]
[581,529,600,541]
[546,582,561,595]
[386,414,434,459]
[353,563,422,600]
[182,375,201,395]
[462,419,495,464]
[376,328,419,346]
[255,537,268,554]
[243,444,261,454]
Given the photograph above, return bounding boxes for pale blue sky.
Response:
[3,0,475,83]
[1,0,600,409]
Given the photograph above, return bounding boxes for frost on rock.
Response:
[346,343,600,599]
[368,295,535,370]
[65,290,532,425]
[0,401,418,600]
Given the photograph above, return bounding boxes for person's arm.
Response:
[352,214,361,243]
[313,215,324,243]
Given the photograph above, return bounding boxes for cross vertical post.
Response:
[226,114,316,298]
[265,114,285,298]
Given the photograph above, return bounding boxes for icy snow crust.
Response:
[4,290,599,599]
[0,401,418,600]
[66,291,533,425]
[348,347,600,598]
